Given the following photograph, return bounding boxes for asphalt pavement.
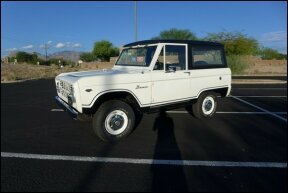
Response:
[1,78,287,192]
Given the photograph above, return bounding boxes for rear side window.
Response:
[192,46,226,69]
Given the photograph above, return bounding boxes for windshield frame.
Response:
[115,44,159,67]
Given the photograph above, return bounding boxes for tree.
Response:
[8,56,16,63]
[14,51,40,64]
[111,47,119,57]
[151,28,197,40]
[204,31,259,56]
[80,52,96,62]
[31,52,39,64]
[92,40,119,62]
[259,48,287,60]
[16,52,33,63]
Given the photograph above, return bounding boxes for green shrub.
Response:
[80,52,96,62]
[14,52,41,64]
[38,58,74,66]
[63,60,75,66]
[40,60,51,66]
[48,58,61,65]
[16,52,33,63]
[204,31,259,56]
[259,48,287,60]
[8,56,16,63]
[226,55,248,74]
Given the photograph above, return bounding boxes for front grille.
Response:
[60,81,73,93]
[58,80,73,99]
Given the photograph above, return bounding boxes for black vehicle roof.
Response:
[124,39,223,47]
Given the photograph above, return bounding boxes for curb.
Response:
[1,77,55,84]
[232,75,287,81]
[232,75,287,84]
[233,74,287,76]
[232,81,287,84]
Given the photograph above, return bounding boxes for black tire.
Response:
[92,100,135,142]
[192,92,217,119]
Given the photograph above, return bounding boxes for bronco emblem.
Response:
[136,85,148,89]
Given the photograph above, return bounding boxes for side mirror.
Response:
[166,66,176,73]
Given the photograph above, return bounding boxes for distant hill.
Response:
[8,51,84,62]
[34,52,46,60]
[49,51,84,62]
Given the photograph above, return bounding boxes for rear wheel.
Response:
[93,100,135,142]
[192,92,217,119]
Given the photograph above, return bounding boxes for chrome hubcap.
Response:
[105,110,128,135]
[202,96,215,115]
[109,115,124,130]
[204,100,213,111]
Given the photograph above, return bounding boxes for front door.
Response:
[151,44,191,106]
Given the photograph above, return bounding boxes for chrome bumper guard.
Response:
[54,96,79,120]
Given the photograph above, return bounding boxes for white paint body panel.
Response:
[151,71,191,104]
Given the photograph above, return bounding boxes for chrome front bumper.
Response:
[54,96,79,120]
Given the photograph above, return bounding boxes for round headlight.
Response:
[70,86,74,95]
[68,95,74,105]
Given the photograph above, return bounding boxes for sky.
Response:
[1,1,287,58]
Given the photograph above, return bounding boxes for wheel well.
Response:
[201,87,229,97]
[83,91,141,115]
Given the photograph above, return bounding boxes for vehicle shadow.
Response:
[72,143,117,192]
[151,111,188,192]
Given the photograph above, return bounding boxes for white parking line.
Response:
[231,96,287,122]
[228,96,287,98]
[167,111,287,115]
[233,88,286,90]
[1,152,287,168]
[216,112,287,114]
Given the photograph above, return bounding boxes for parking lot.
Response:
[1,79,287,192]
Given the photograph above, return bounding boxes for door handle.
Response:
[184,71,191,75]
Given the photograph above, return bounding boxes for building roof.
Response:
[123,39,223,47]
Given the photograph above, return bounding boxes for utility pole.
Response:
[43,43,50,61]
[134,1,138,41]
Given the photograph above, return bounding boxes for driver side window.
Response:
[165,45,186,71]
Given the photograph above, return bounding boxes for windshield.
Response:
[116,46,157,67]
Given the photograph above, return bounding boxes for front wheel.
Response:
[93,100,135,142]
[192,92,218,119]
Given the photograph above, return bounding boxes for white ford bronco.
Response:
[55,40,231,141]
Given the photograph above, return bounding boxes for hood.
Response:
[60,66,151,78]
[56,67,151,86]
[66,69,121,78]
